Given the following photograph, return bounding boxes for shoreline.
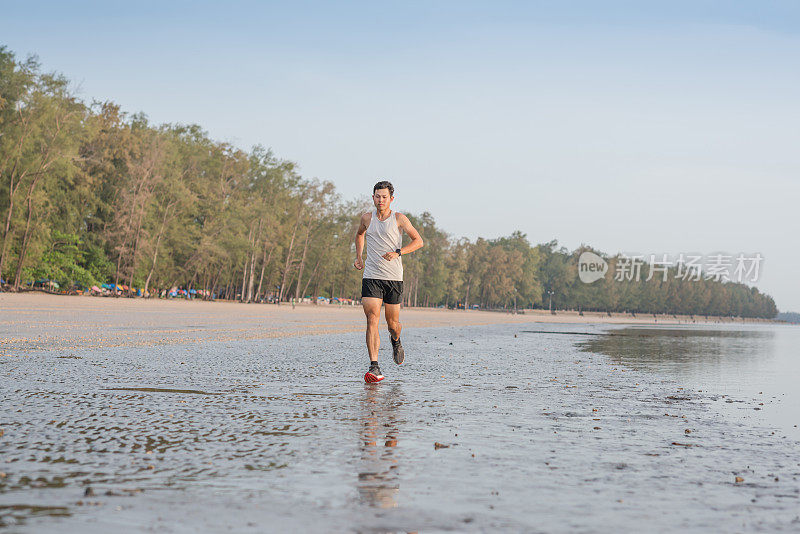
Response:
[0,292,778,357]
[2,291,779,323]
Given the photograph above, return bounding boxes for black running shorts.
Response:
[362,278,403,304]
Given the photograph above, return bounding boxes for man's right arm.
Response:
[353,212,368,270]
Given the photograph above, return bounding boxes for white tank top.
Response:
[363,209,403,281]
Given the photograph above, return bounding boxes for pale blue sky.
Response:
[3,1,799,310]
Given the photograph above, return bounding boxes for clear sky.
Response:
[3,1,799,310]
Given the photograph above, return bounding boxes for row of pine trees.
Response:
[0,46,777,318]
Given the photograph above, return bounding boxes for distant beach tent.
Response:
[91,286,102,293]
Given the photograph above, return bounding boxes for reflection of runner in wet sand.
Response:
[354,181,424,383]
[358,383,403,508]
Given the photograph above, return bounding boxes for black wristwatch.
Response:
[395,248,402,256]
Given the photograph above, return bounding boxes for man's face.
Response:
[372,188,393,209]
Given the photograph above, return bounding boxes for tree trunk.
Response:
[143,203,172,295]
[256,244,274,302]
[239,226,253,301]
[301,256,322,299]
[246,220,261,302]
[113,247,124,296]
[278,206,303,302]
[239,267,247,302]
[286,268,300,301]
[209,265,224,300]
[312,275,321,305]
[0,111,44,285]
[293,220,313,301]
[12,176,42,290]
[0,171,23,284]
[127,190,151,294]
[246,249,256,302]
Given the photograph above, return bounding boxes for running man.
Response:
[354,181,424,383]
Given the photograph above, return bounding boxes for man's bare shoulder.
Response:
[394,212,410,227]
[359,211,372,229]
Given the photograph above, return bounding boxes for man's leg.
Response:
[384,303,402,342]
[385,302,405,365]
[362,297,383,362]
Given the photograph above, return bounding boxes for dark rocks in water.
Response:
[434,442,450,449]
[84,486,95,497]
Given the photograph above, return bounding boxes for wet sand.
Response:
[1,294,797,532]
[0,293,770,357]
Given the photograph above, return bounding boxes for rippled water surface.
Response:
[1,322,799,532]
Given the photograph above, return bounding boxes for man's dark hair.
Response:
[373,180,394,196]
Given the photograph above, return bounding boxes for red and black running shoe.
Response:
[364,362,384,383]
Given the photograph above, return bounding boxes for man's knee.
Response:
[366,312,380,326]
[387,318,401,331]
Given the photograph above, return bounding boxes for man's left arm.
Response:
[382,213,423,261]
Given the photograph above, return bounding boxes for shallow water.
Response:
[1,322,799,532]
[579,323,800,439]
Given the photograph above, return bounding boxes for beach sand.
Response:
[0,292,770,357]
[0,292,796,532]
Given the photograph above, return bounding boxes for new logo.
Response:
[578,251,608,284]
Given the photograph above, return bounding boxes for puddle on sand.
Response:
[579,323,800,438]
